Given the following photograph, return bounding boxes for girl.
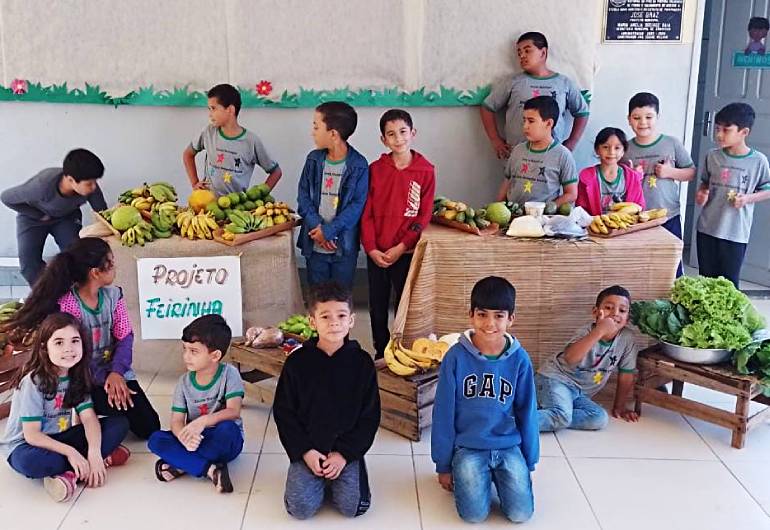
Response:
[1,237,160,439]
[576,127,646,216]
[0,313,130,502]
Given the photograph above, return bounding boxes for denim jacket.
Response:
[296,145,369,258]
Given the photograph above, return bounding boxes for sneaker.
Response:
[105,444,131,467]
[43,471,77,503]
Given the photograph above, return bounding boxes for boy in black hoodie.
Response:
[273,282,380,519]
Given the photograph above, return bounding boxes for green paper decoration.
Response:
[0,82,591,109]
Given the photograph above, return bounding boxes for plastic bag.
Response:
[543,215,588,238]
[506,215,545,237]
[244,326,264,347]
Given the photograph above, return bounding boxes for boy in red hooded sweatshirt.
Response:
[361,109,436,359]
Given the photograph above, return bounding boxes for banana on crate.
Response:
[383,335,451,377]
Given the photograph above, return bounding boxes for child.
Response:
[576,127,645,215]
[626,92,695,276]
[183,83,282,194]
[495,95,578,206]
[148,314,244,494]
[695,102,770,288]
[745,17,769,55]
[361,109,436,359]
[1,148,108,286]
[296,102,369,288]
[0,312,130,502]
[431,276,538,524]
[481,31,589,158]
[274,282,380,519]
[536,285,639,432]
[0,238,160,439]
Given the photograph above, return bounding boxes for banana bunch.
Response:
[590,206,668,234]
[433,196,490,229]
[638,208,667,222]
[0,300,22,322]
[177,209,218,240]
[384,337,439,377]
[610,202,643,215]
[148,182,178,203]
[118,184,148,205]
[99,208,114,222]
[130,195,155,212]
[120,220,155,247]
[150,207,176,239]
[252,201,293,226]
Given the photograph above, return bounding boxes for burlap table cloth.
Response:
[393,224,682,369]
[97,227,304,372]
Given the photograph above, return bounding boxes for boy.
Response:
[431,276,538,524]
[696,102,770,288]
[361,109,436,359]
[536,285,639,432]
[481,31,589,158]
[296,102,369,288]
[626,92,695,276]
[148,314,244,494]
[274,282,380,520]
[183,83,282,195]
[496,95,578,206]
[1,148,107,286]
[745,17,769,55]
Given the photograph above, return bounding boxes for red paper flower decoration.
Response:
[256,80,273,96]
[10,78,28,95]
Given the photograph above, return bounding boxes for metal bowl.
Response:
[660,341,731,364]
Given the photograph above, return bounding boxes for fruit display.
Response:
[119,219,157,247]
[433,196,492,230]
[484,201,514,227]
[278,314,318,340]
[384,335,450,377]
[220,201,295,241]
[116,182,179,221]
[0,300,22,352]
[189,189,217,213]
[175,209,219,240]
[588,203,667,235]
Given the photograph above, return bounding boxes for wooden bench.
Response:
[634,346,770,448]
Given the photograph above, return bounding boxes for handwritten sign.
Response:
[136,256,242,339]
[604,0,684,42]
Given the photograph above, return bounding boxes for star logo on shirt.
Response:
[54,393,64,409]
[198,403,209,415]
[92,329,101,346]
[325,176,334,189]
[333,196,339,209]
[523,180,534,193]
[223,172,233,183]
[234,158,241,168]
[609,355,618,366]
[58,416,69,432]
[550,90,557,98]
[216,153,225,164]
[532,89,541,97]
[720,168,730,184]
[102,349,111,362]
[727,189,738,202]
[593,372,604,385]
[741,174,749,185]
[521,163,529,173]
[538,166,546,177]
[648,176,657,188]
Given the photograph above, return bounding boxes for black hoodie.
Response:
[273,338,381,463]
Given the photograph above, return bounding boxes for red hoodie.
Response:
[360,151,436,253]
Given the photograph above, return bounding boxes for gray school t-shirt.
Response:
[597,167,627,213]
[191,125,278,196]
[697,149,770,244]
[171,363,245,432]
[504,141,577,204]
[0,374,93,455]
[538,324,638,396]
[625,135,694,216]
[483,72,590,147]
[314,158,346,254]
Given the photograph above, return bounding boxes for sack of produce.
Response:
[505,215,545,238]
[252,327,284,348]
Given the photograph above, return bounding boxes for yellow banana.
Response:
[398,340,434,369]
[610,202,642,214]
[384,338,417,377]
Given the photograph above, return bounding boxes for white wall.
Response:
[0,2,704,259]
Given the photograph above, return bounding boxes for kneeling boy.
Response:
[431,276,539,523]
[274,282,380,519]
[148,314,244,493]
[537,285,639,432]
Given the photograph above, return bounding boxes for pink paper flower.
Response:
[10,78,28,95]
[256,80,273,96]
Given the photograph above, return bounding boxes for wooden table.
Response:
[634,347,770,448]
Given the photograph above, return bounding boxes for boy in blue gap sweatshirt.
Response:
[431,276,539,524]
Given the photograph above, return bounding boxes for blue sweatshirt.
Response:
[431,330,539,473]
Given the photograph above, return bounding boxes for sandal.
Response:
[154,459,185,483]
[209,463,233,493]
[105,445,131,467]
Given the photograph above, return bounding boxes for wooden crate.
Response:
[0,348,32,419]
[376,359,439,441]
[229,342,288,378]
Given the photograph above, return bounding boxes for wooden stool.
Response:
[634,346,770,448]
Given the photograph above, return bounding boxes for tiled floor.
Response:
[2,306,770,528]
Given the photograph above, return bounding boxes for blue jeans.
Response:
[535,374,609,432]
[452,446,534,523]
[147,420,243,477]
[305,251,358,289]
